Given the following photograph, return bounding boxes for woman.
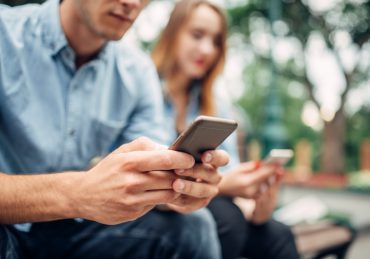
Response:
[152,1,299,258]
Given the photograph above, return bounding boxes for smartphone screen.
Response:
[263,149,294,166]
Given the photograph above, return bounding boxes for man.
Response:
[0,0,229,258]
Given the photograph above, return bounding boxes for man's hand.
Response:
[72,137,195,225]
[219,161,278,199]
[165,150,229,214]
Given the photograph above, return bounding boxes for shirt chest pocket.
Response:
[86,118,124,157]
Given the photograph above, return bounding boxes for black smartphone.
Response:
[169,116,238,162]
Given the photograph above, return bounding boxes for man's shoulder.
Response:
[0,3,41,25]
[0,3,42,49]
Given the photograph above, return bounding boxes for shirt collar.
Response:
[39,0,111,62]
[39,0,68,56]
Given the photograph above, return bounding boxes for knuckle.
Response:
[124,174,145,192]
[120,156,137,171]
[135,136,150,147]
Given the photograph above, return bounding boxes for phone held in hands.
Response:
[258,149,294,191]
[263,149,294,167]
[169,116,238,162]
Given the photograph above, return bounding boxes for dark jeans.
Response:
[207,196,300,259]
[0,209,220,259]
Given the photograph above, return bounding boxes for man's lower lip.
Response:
[110,14,131,23]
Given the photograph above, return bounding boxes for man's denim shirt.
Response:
[0,0,165,229]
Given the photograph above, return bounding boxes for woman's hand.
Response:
[234,169,284,224]
[219,161,277,199]
[251,171,283,224]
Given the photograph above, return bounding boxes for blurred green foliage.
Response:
[347,106,370,171]
[229,0,370,172]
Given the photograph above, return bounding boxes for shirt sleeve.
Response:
[118,57,167,146]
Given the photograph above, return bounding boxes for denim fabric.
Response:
[0,209,221,259]
[0,225,22,259]
[0,0,166,175]
[208,196,299,259]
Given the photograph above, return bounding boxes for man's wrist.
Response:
[54,171,85,220]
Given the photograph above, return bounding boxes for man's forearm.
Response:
[0,172,81,224]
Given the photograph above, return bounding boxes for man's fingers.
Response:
[172,179,219,198]
[138,171,178,191]
[133,190,179,206]
[174,164,222,184]
[115,150,195,172]
[201,150,229,168]
[113,137,161,154]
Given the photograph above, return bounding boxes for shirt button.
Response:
[69,129,75,136]
[65,52,71,59]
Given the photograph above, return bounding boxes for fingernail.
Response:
[175,180,185,191]
[203,153,212,163]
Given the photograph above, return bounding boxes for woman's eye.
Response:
[191,31,203,40]
[214,37,222,48]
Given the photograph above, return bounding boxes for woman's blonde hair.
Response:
[152,0,228,116]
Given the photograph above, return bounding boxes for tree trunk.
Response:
[321,108,346,174]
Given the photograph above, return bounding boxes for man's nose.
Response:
[118,0,141,8]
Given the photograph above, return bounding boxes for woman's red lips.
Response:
[195,59,206,67]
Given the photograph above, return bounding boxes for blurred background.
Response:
[2,0,370,258]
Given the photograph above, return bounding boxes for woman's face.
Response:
[175,4,223,79]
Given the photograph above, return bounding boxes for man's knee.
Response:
[0,225,21,259]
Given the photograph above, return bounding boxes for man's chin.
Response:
[99,28,129,42]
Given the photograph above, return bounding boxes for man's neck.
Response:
[60,1,106,67]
